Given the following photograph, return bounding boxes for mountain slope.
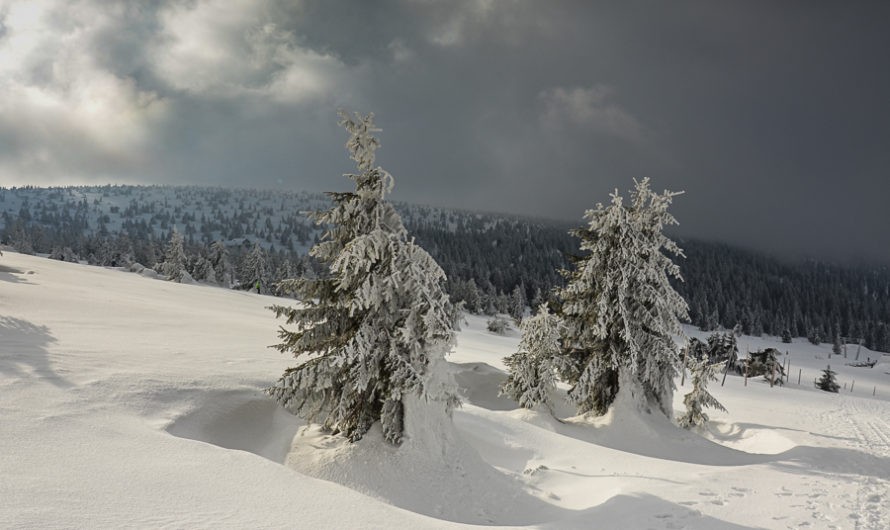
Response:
[2,251,889,529]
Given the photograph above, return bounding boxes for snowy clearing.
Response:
[2,251,889,529]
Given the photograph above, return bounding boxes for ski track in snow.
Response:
[840,398,890,530]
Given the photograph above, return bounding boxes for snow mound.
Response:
[560,383,768,466]
[285,394,564,525]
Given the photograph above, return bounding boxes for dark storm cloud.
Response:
[1,1,888,263]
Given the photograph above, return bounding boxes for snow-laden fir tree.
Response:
[509,285,526,323]
[190,254,216,284]
[500,303,563,411]
[487,315,509,334]
[677,358,727,428]
[557,178,688,417]
[268,111,459,445]
[241,242,268,293]
[706,331,738,367]
[815,365,840,393]
[781,329,793,344]
[208,240,233,287]
[156,228,188,282]
[832,332,842,356]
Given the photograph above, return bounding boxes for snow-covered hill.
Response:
[2,251,889,528]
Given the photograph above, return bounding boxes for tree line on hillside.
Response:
[1,184,888,353]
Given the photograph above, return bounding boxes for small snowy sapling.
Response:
[678,358,727,428]
[500,304,563,411]
[815,365,840,393]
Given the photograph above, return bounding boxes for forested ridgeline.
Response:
[1,185,887,352]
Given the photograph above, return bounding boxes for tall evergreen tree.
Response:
[267,111,459,445]
[156,228,188,282]
[557,179,688,417]
[241,242,269,293]
[832,325,843,356]
[509,284,526,323]
[500,304,563,410]
[208,240,233,287]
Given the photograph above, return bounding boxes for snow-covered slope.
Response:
[2,252,889,529]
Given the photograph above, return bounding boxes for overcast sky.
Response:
[1,1,889,263]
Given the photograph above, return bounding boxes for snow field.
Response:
[2,251,889,529]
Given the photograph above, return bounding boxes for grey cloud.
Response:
[0,1,888,263]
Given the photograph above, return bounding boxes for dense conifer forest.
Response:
[2,184,888,353]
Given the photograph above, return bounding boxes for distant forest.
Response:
[2,184,888,353]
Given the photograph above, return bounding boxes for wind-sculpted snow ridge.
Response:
[2,251,890,528]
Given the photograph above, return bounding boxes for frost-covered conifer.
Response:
[486,315,509,334]
[815,365,840,393]
[509,285,526,323]
[781,329,793,344]
[241,242,268,293]
[190,255,216,284]
[677,358,727,428]
[832,333,842,356]
[156,229,188,282]
[557,179,688,417]
[268,111,459,445]
[208,241,233,287]
[500,304,562,410]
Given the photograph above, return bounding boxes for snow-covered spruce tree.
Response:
[832,333,842,356]
[268,111,459,445]
[815,365,840,393]
[486,315,509,334]
[241,242,269,293]
[677,358,727,428]
[500,303,563,410]
[557,178,688,417]
[208,240,233,287]
[190,254,216,284]
[781,329,793,344]
[509,285,526,323]
[156,229,188,282]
